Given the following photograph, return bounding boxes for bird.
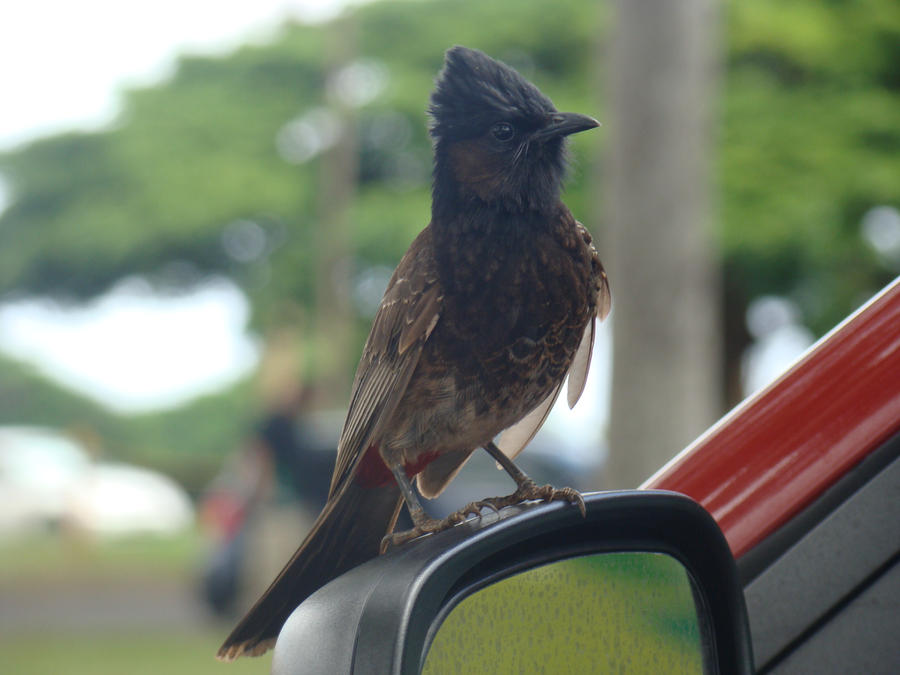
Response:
[217,45,610,661]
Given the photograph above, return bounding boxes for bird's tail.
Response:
[216,480,403,661]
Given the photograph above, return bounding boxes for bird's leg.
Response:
[380,442,586,553]
[478,441,586,516]
[381,464,474,552]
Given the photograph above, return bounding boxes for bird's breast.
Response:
[434,216,594,377]
[382,209,598,464]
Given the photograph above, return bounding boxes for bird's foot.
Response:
[379,501,502,553]
[478,442,585,516]
[380,514,452,553]
[476,479,587,517]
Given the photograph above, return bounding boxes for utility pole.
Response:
[314,16,359,406]
[604,0,723,487]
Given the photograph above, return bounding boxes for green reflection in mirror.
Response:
[422,552,703,674]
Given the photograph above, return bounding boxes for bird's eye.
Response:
[491,122,515,142]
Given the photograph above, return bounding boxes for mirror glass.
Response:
[422,552,705,674]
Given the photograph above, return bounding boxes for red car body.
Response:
[643,276,900,560]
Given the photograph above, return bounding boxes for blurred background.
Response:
[1,0,898,672]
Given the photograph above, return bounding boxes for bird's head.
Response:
[429,46,598,216]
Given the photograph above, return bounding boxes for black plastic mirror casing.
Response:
[271,490,754,674]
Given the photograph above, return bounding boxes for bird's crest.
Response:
[429,46,555,142]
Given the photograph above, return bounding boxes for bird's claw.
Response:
[456,499,502,519]
[379,512,463,553]
[380,527,425,553]
[380,483,584,554]
[531,483,586,517]
[380,500,506,553]
[552,485,587,517]
[473,480,587,517]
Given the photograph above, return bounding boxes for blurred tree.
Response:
[603,0,721,488]
[0,0,897,486]
[720,0,900,401]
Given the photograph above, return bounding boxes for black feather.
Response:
[429,46,555,142]
[429,46,570,217]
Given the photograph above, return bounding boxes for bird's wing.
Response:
[501,223,612,458]
[567,226,611,407]
[496,380,563,461]
[566,318,595,408]
[329,226,442,497]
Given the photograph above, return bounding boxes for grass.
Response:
[0,631,270,675]
[0,530,271,674]
[0,529,202,584]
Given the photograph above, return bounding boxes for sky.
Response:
[0,0,354,151]
[0,277,260,413]
[0,0,356,412]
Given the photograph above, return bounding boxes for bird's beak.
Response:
[534,112,600,142]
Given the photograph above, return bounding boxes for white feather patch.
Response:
[496,382,563,463]
[567,319,595,409]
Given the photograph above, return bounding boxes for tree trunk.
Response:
[603,0,722,488]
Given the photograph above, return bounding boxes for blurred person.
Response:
[200,383,332,617]
[251,384,332,510]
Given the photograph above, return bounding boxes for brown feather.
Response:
[329,226,442,496]
[216,480,402,661]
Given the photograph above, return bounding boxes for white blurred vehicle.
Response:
[0,426,89,533]
[0,426,193,537]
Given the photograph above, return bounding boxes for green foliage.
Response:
[0,0,897,468]
[723,0,900,331]
[0,354,120,437]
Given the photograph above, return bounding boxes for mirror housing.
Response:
[271,490,754,674]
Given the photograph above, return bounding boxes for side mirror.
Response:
[272,490,754,674]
